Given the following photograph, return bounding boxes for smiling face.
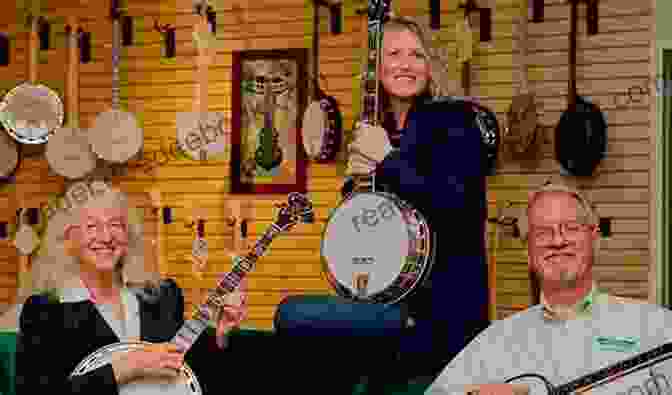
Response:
[68,206,129,274]
[380,27,430,99]
[528,192,598,289]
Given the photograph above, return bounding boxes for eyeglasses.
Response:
[83,221,126,237]
[530,221,594,245]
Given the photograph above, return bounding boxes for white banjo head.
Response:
[321,193,412,296]
[71,341,202,395]
[301,101,325,160]
[176,112,228,160]
[0,129,19,177]
[0,82,64,144]
[46,126,96,179]
[90,109,143,163]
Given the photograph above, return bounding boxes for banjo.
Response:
[301,0,343,163]
[0,14,64,144]
[320,0,435,305]
[505,339,672,395]
[88,1,143,164]
[176,0,228,162]
[46,20,97,179]
[504,0,539,159]
[70,192,314,395]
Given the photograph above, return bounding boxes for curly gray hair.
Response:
[22,182,162,303]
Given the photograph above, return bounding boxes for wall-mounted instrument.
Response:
[254,80,283,171]
[89,1,143,164]
[504,0,539,159]
[70,192,313,395]
[301,0,343,163]
[46,20,97,179]
[456,0,500,176]
[176,0,228,161]
[0,14,64,144]
[0,125,20,183]
[187,208,208,280]
[554,0,606,176]
[321,0,435,305]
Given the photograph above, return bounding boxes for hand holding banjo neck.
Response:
[176,0,228,162]
[46,18,97,179]
[554,0,606,177]
[88,0,143,166]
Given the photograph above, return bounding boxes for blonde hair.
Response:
[22,182,161,302]
[381,16,453,98]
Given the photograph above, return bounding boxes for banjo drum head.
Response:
[71,341,202,395]
[46,126,97,179]
[176,112,228,160]
[301,101,325,160]
[0,83,64,144]
[90,109,143,163]
[0,128,19,178]
[321,192,426,303]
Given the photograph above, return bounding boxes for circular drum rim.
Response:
[70,341,202,394]
[320,191,436,305]
[0,83,65,145]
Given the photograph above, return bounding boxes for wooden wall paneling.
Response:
[0,0,654,328]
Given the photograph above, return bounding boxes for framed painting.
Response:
[230,48,308,194]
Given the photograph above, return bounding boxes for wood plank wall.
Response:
[0,0,655,328]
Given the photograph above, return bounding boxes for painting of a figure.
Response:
[231,49,307,194]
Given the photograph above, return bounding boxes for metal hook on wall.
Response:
[154,20,176,58]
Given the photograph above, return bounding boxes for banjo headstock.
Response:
[368,0,392,23]
[274,193,314,232]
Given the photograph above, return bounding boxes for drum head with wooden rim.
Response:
[46,126,97,179]
[0,82,64,144]
[90,109,143,163]
[0,129,19,178]
[176,112,227,160]
[301,101,326,160]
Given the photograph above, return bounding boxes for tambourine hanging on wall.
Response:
[0,16,64,145]
[302,75,342,162]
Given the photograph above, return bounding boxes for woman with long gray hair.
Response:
[16,182,247,394]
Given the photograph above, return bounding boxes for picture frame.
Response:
[230,48,308,194]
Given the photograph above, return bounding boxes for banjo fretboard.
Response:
[359,0,391,127]
[111,14,121,111]
[170,194,313,352]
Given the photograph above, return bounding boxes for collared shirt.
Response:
[426,288,672,395]
[60,280,141,341]
[540,282,599,321]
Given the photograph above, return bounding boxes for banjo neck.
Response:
[28,16,39,85]
[170,194,313,352]
[111,10,121,111]
[66,20,79,129]
[568,0,578,109]
[518,0,529,95]
[194,1,212,115]
[359,0,391,127]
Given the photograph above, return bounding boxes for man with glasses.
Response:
[425,183,672,395]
